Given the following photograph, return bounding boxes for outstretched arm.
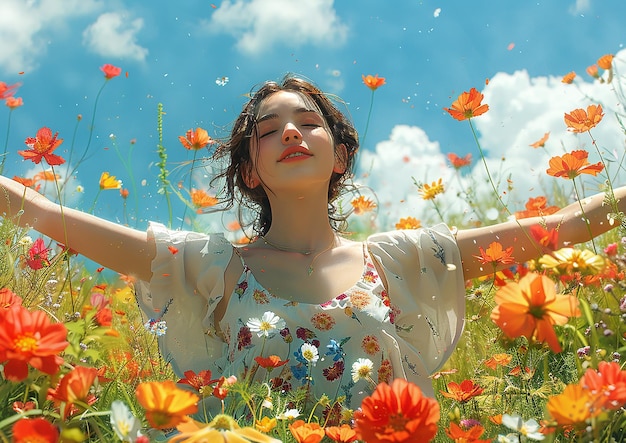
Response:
[456,186,626,280]
[0,175,155,281]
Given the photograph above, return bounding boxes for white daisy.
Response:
[351,358,374,383]
[246,311,285,338]
[300,343,319,365]
[110,400,143,442]
[502,414,545,441]
[277,408,301,420]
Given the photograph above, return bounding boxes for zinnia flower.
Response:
[135,380,199,429]
[439,379,484,403]
[179,127,212,150]
[12,418,59,443]
[0,304,68,381]
[354,378,440,443]
[490,272,581,353]
[362,74,386,91]
[171,414,281,443]
[563,105,604,133]
[18,127,65,165]
[546,150,604,179]
[101,63,122,79]
[444,87,489,121]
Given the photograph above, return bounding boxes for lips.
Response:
[278,146,312,162]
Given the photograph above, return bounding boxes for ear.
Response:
[242,163,260,189]
[333,143,348,174]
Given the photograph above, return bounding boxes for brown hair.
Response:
[211,75,359,236]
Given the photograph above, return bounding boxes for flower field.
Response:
[1,54,626,442]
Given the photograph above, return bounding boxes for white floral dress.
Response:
[137,222,465,407]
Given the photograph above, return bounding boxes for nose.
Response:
[282,123,302,144]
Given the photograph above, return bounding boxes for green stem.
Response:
[179,149,198,229]
[360,89,376,149]
[156,103,172,227]
[571,177,597,254]
[0,110,13,175]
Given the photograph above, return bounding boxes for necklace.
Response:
[259,234,336,275]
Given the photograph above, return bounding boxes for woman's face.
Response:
[247,91,342,193]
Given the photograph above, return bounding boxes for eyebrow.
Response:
[256,107,319,124]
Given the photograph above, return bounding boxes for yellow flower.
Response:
[395,216,421,230]
[99,172,122,190]
[350,195,376,215]
[135,381,199,430]
[171,415,281,443]
[546,383,602,428]
[418,178,445,200]
[255,416,277,433]
[539,248,606,275]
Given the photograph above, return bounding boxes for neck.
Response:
[262,189,336,251]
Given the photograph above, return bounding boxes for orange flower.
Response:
[47,365,98,420]
[179,127,212,150]
[0,304,68,381]
[484,353,512,370]
[597,54,614,70]
[395,216,421,230]
[439,379,484,403]
[546,150,604,179]
[289,420,325,443]
[586,64,600,79]
[418,178,445,200]
[362,74,386,91]
[354,378,439,443]
[18,127,65,166]
[546,383,601,427]
[447,152,472,169]
[172,415,281,443]
[529,132,550,148]
[0,81,20,100]
[0,287,22,309]
[473,241,515,267]
[191,188,219,211]
[563,104,604,133]
[561,71,576,84]
[580,361,626,410]
[443,87,489,121]
[351,195,376,214]
[33,170,59,182]
[254,355,289,370]
[490,272,580,353]
[256,416,278,433]
[99,172,123,190]
[120,188,129,199]
[11,418,59,443]
[100,63,122,79]
[529,225,559,252]
[325,424,358,443]
[514,196,559,219]
[5,96,23,109]
[445,422,490,442]
[136,380,199,429]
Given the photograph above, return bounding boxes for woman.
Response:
[0,76,623,411]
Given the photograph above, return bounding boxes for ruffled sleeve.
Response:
[135,222,233,377]
[366,224,465,375]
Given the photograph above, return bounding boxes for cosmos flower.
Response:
[179,127,212,150]
[447,152,472,169]
[546,383,601,427]
[444,87,489,121]
[561,72,576,84]
[289,420,325,443]
[18,127,65,165]
[99,172,123,190]
[362,74,386,91]
[440,379,484,403]
[395,216,421,230]
[491,272,580,353]
[135,380,199,429]
[563,105,604,133]
[351,195,376,214]
[101,64,122,79]
[546,150,604,179]
[418,178,445,200]
[473,241,515,268]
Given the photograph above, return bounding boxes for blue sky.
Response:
[1,0,626,234]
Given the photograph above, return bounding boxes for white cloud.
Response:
[205,0,348,54]
[83,12,148,61]
[569,0,591,15]
[0,0,101,74]
[357,49,626,229]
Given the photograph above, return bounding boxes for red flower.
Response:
[447,152,472,169]
[0,287,22,309]
[530,225,559,252]
[18,127,65,165]
[48,365,98,419]
[5,96,23,109]
[178,127,212,150]
[12,418,59,443]
[439,379,484,403]
[444,87,489,121]
[0,304,68,381]
[581,361,626,410]
[354,378,439,443]
[177,369,217,393]
[0,81,20,100]
[546,150,604,179]
[362,74,386,91]
[26,237,51,270]
[445,422,491,442]
[100,64,122,79]
[254,355,289,370]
